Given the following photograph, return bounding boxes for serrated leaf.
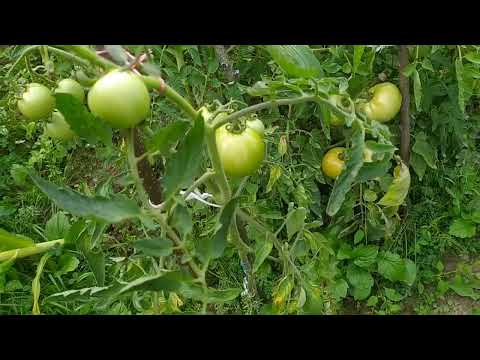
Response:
[253,232,274,273]
[105,45,128,65]
[29,172,142,224]
[378,162,410,207]
[356,156,393,183]
[171,204,193,239]
[410,152,427,181]
[413,69,422,111]
[286,208,307,241]
[412,132,437,169]
[346,264,373,301]
[327,119,365,216]
[133,237,173,257]
[402,63,417,77]
[55,254,80,276]
[266,165,282,193]
[264,45,323,78]
[199,198,238,261]
[55,94,112,147]
[163,115,205,200]
[146,121,190,155]
[354,229,365,244]
[448,219,476,238]
[0,228,34,251]
[352,45,365,76]
[45,212,70,241]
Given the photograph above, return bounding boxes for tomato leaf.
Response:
[146,120,190,155]
[326,119,365,216]
[28,172,142,224]
[198,198,239,262]
[410,152,427,181]
[286,207,307,241]
[412,132,437,169]
[0,228,34,251]
[378,162,411,207]
[133,237,173,257]
[413,69,422,111]
[464,51,480,65]
[163,115,205,200]
[55,93,112,147]
[253,232,274,273]
[264,45,323,78]
[352,45,365,76]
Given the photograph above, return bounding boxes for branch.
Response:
[398,45,411,165]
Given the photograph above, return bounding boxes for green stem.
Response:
[211,95,350,130]
[0,239,64,262]
[205,125,231,204]
[58,45,118,70]
[231,216,256,296]
[142,76,198,120]
[149,210,204,282]
[182,171,216,200]
[125,129,149,206]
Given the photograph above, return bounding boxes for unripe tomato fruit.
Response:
[246,117,265,136]
[17,83,56,121]
[87,70,151,129]
[322,147,345,179]
[216,124,265,178]
[363,82,402,123]
[55,79,85,103]
[44,111,75,141]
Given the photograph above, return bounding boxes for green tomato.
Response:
[44,111,76,141]
[17,83,55,121]
[216,124,265,178]
[87,70,151,129]
[55,79,85,103]
[246,117,265,136]
[363,82,402,123]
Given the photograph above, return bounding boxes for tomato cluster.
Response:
[17,70,152,141]
[322,82,402,179]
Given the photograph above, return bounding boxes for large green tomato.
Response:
[18,83,55,121]
[362,82,402,123]
[246,117,265,136]
[216,125,265,178]
[55,79,85,103]
[44,111,75,141]
[87,70,151,129]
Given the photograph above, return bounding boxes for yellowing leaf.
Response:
[378,162,410,207]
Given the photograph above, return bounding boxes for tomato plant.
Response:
[17,83,55,121]
[3,44,478,316]
[87,69,151,128]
